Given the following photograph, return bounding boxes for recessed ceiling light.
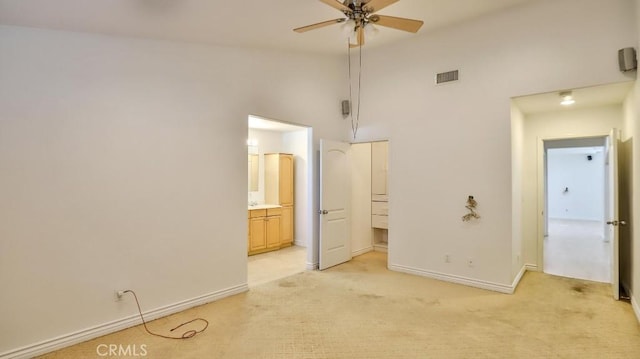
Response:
[559,91,575,106]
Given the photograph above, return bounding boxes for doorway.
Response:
[512,82,632,300]
[543,140,610,283]
[246,115,313,286]
[317,139,390,270]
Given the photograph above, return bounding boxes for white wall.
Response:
[283,129,312,249]
[627,81,640,319]
[0,26,347,357]
[547,149,605,221]
[357,0,636,290]
[625,0,640,321]
[511,103,525,277]
[521,105,623,268]
[351,142,374,255]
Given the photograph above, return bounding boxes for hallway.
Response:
[544,218,610,283]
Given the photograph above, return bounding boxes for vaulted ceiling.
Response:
[0,0,539,54]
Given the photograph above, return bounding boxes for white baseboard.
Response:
[621,282,640,324]
[525,263,539,272]
[293,240,306,248]
[388,263,518,294]
[632,293,640,324]
[306,261,319,270]
[352,247,374,257]
[373,244,388,253]
[1,284,248,359]
[511,265,526,292]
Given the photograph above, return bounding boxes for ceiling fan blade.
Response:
[350,26,365,48]
[363,0,399,13]
[294,18,345,33]
[320,0,352,13]
[370,15,423,33]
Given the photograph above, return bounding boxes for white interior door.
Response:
[319,139,352,270]
[605,129,620,300]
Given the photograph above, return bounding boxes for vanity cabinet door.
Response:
[249,217,267,252]
[279,154,294,206]
[266,215,281,249]
[265,153,295,248]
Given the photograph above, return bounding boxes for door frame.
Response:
[536,134,610,276]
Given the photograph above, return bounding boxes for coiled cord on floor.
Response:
[123,290,209,339]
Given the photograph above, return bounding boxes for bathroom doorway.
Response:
[246,115,313,286]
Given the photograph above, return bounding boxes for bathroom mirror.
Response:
[248,153,259,191]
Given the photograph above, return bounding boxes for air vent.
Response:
[435,70,459,84]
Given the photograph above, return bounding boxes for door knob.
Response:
[319,210,329,215]
[607,221,618,226]
[620,220,627,226]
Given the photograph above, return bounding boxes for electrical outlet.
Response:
[114,290,126,302]
[444,254,451,263]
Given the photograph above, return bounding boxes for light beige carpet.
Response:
[40,252,640,358]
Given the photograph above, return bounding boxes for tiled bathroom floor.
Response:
[247,245,307,287]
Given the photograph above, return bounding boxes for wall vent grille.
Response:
[436,70,459,84]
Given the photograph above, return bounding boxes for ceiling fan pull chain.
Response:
[355,42,362,140]
[347,37,363,141]
[347,40,355,139]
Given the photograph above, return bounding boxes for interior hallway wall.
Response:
[547,150,605,221]
[0,25,348,356]
[625,0,640,320]
[621,85,636,297]
[511,103,525,278]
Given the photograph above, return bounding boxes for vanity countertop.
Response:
[248,204,282,210]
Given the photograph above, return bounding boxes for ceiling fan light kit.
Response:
[293,1,424,139]
[294,0,424,47]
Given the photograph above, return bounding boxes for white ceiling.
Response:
[248,115,308,132]
[513,81,635,115]
[0,0,539,55]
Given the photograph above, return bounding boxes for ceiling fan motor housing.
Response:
[343,0,374,28]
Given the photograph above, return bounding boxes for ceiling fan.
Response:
[293,0,424,47]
